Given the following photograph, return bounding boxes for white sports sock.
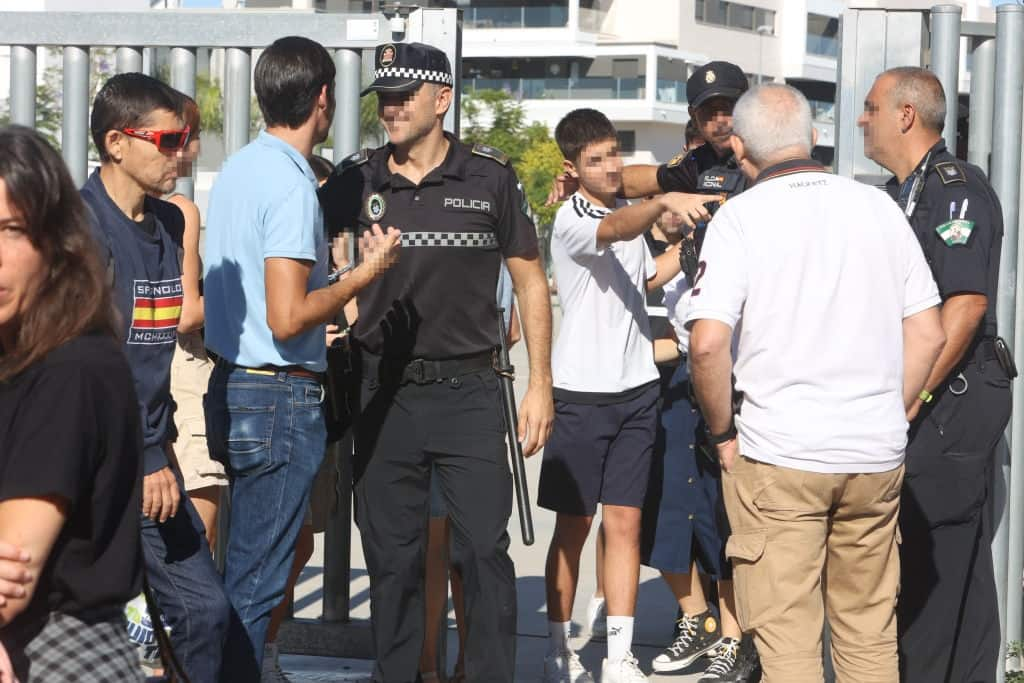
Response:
[586,595,606,623]
[548,620,572,656]
[606,616,634,663]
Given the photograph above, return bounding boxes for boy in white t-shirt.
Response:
[540,108,714,683]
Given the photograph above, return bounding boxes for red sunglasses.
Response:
[120,125,191,152]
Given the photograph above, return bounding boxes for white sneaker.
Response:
[543,650,596,683]
[601,652,648,683]
[261,642,293,683]
[586,597,607,638]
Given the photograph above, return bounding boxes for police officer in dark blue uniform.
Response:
[319,43,554,683]
[860,66,1012,683]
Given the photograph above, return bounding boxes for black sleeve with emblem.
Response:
[920,163,1002,304]
[492,160,540,259]
[319,152,369,239]
[655,152,699,193]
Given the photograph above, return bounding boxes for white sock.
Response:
[586,595,606,623]
[548,620,572,656]
[606,616,634,663]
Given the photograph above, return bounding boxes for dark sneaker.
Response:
[698,635,762,683]
[652,610,723,673]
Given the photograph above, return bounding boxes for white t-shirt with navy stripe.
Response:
[551,192,659,396]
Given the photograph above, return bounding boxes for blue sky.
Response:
[182,0,223,7]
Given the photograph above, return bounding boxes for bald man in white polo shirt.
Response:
[686,84,947,683]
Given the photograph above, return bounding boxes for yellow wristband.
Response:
[918,389,934,404]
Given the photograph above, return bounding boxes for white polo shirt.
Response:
[685,165,940,474]
[551,192,659,396]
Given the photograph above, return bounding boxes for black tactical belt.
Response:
[364,350,496,385]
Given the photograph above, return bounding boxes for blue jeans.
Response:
[205,364,326,681]
[140,473,230,683]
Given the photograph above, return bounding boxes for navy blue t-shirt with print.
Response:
[81,170,184,476]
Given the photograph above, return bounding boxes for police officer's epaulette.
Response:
[471,143,509,166]
[333,148,371,175]
[932,160,966,186]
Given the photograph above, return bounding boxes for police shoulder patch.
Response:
[666,153,685,168]
[933,161,966,185]
[936,218,975,246]
[472,143,509,166]
[335,148,370,174]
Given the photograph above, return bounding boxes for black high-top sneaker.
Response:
[652,609,723,673]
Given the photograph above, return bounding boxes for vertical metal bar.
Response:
[170,47,197,200]
[929,5,961,152]
[224,47,251,157]
[10,45,36,127]
[332,48,361,163]
[968,39,995,173]
[406,7,462,136]
[62,46,90,187]
[116,46,143,74]
[142,47,154,77]
[995,2,1024,647]
[323,434,353,622]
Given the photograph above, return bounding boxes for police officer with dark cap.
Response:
[860,66,1011,683]
[319,42,554,683]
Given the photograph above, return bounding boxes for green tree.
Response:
[518,137,563,231]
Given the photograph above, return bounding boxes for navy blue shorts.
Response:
[538,382,659,516]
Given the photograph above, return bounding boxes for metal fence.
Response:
[1,6,461,658]
[836,4,1024,680]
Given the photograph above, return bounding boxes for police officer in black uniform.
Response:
[319,43,554,683]
[860,66,1011,683]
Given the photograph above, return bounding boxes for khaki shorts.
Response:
[170,336,227,493]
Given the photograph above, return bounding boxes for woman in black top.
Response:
[0,125,144,682]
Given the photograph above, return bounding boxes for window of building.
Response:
[617,130,636,154]
[657,56,688,104]
[806,13,840,58]
[696,0,775,34]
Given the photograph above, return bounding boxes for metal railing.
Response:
[2,6,462,659]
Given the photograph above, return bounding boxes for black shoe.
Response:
[652,610,723,673]
[698,635,762,683]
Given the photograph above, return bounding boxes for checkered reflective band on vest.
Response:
[401,231,498,248]
[373,67,454,86]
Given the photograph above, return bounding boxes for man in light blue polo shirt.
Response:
[203,36,400,681]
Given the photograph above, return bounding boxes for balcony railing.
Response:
[656,78,687,104]
[465,75,645,100]
[463,4,569,29]
[806,34,839,58]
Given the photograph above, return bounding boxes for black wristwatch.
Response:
[707,422,738,445]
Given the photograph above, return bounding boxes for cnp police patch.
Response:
[366,192,387,221]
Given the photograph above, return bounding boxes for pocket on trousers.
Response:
[223,405,277,476]
[725,531,773,629]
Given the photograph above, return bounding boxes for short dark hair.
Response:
[90,73,182,162]
[0,126,119,380]
[554,108,618,164]
[308,154,334,183]
[255,36,336,129]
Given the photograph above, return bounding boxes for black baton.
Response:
[496,307,535,546]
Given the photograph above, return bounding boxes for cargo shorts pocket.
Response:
[725,531,772,630]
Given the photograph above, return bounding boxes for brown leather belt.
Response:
[217,358,324,383]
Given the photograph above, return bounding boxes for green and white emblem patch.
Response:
[935,218,975,246]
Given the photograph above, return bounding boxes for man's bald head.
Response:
[731,83,814,167]
[880,67,946,133]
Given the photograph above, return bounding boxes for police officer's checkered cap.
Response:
[372,67,454,87]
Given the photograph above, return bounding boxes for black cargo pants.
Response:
[898,350,1011,683]
[353,363,516,683]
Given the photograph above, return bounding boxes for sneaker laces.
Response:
[704,638,739,676]
[565,650,588,674]
[666,613,701,657]
[620,652,646,680]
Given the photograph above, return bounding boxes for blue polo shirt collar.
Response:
[256,130,317,184]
